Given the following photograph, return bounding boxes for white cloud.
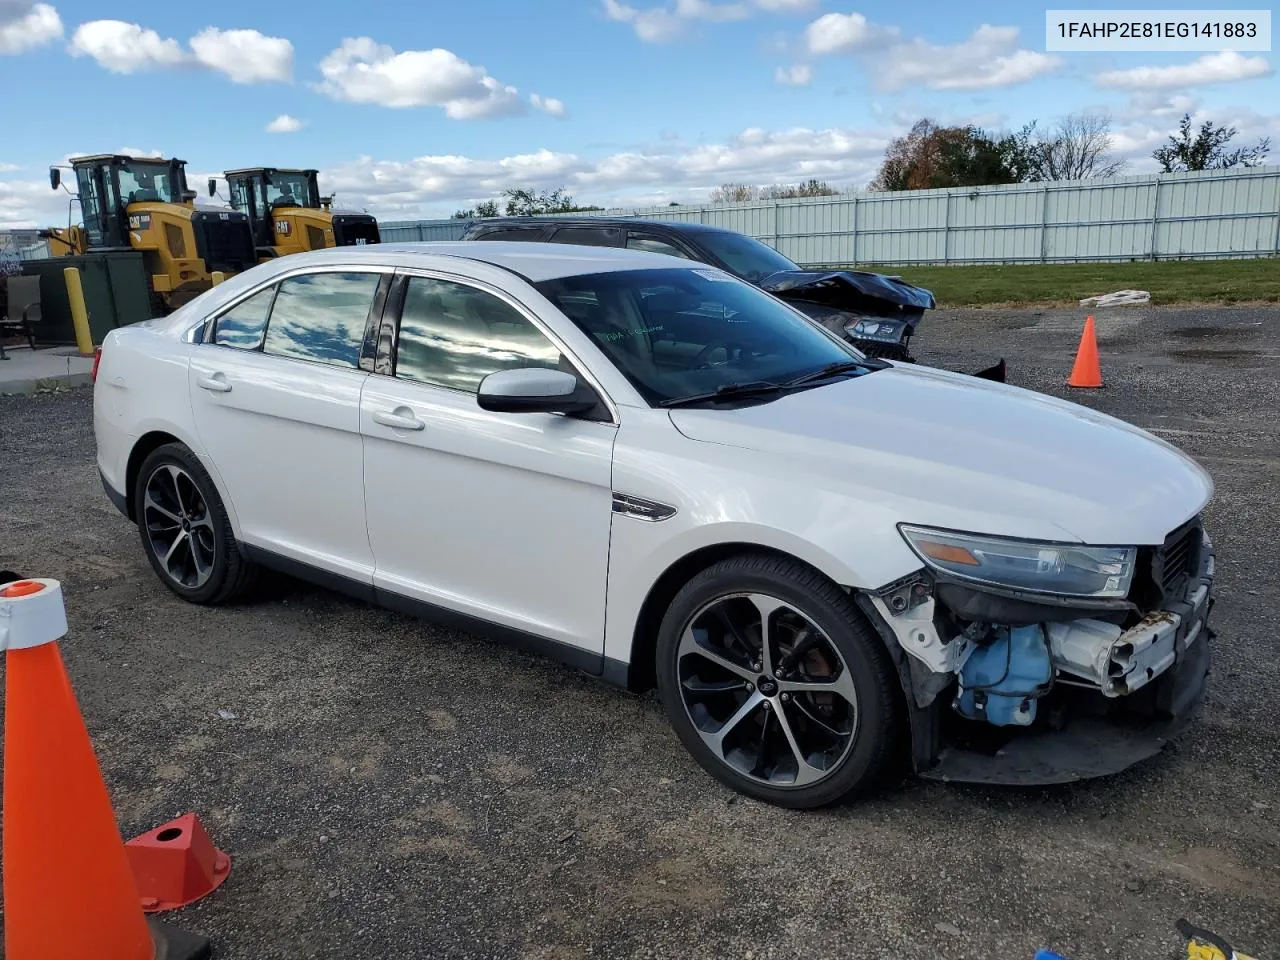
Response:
[805,12,888,55]
[602,0,684,41]
[775,63,812,86]
[530,93,567,117]
[605,0,816,41]
[808,19,1062,91]
[67,19,293,84]
[0,162,20,172]
[265,113,305,133]
[1096,51,1273,91]
[1124,92,1198,120]
[69,19,186,73]
[190,27,293,83]
[0,2,61,54]
[318,125,892,218]
[315,37,532,119]
[0,175,57,229]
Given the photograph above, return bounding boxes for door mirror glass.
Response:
[208,178,217,197]
[49,167,60,191]
[477,368,597,414]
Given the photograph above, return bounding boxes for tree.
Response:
[452,199,499,219]
[1025,113,1126,181]
[709,183,757,203]
[870,119,1028,191]
[1152,113,1271,172]
[709,179,838,203]
[501,186,602,216]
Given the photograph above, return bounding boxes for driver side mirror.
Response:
[477,368,599,415]
[208,178,217,197]
[49,167,60,191]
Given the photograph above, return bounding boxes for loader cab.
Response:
[63,155,188,250]
[223,167,322,250]
[220,167,380,259]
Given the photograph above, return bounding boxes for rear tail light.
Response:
[91,346,102,382]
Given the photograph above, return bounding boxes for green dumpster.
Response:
[21,252,154,347]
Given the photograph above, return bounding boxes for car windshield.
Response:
[534,267,871,406]
[117,161,181,205]
[696,231,798,282]
[262,172,317,209]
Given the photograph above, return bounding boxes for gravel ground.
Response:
[1,304,1277,960]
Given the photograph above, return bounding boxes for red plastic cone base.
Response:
[126,813,231,912]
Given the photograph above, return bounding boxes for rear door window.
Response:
[261,272,381,368]
[472,226,547,242]
[549,226,623,248]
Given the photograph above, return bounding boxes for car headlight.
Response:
[843,317,903,342]
[898,525,1137,599]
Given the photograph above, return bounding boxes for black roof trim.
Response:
[466,216,726,233]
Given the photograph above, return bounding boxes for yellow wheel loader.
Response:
[44,155,257,312]
[216,168,380,262]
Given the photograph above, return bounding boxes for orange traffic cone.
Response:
[1,578,211,960]
[1067,314,1103,388]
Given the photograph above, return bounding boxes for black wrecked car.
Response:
[460,216,995,375]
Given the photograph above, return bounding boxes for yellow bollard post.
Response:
[62,267,94,357]
[210,272,226,286]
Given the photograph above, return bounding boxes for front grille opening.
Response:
[1159,524,1200,594]
[334,219,381,246]
[1131,516,1202,610]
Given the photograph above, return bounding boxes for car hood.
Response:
[758,269,936,311]
[666,364,1213,546]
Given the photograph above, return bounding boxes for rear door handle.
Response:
[373,408,425,431]
[197,373,232,393]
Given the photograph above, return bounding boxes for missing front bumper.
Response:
[920,625,1210,785]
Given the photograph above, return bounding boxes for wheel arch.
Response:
[624,542,849,693]
[125,430,241,536]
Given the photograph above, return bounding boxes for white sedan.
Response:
[94,242,1216,807]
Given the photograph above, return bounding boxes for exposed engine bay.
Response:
[856,517,1215,784]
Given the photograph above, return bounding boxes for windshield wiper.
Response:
[783,359,881,387]
[660,380,788,408]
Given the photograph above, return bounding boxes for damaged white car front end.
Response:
[858,517,1215,784]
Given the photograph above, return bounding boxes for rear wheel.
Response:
[133,443,256,605]
[656,554,900,808]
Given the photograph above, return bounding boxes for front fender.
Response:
[603,415,925,666]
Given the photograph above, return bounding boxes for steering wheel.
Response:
[692,340,744,369]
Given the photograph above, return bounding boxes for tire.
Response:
[655,553,900,809]
[133,442,256,605]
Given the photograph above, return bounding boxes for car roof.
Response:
[228,241,701,283]
[156,240,721,339]
[466,216,730,235]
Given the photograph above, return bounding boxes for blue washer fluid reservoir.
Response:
[954,624,1053,727]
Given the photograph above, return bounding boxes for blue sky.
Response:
[1,0,1276,227]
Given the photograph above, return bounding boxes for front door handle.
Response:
[373,408,425,431]
[197,373,232,393]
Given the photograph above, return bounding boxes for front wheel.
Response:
[656,554,900,809]
[133,443,256,605]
